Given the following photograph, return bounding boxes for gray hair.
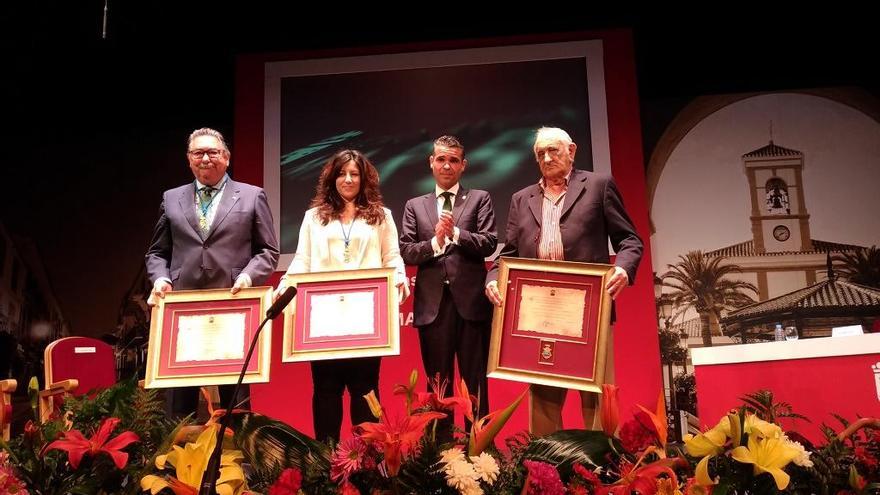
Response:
[188,127,229,152]
[534,127,573,147]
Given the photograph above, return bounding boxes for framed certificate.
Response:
[488,258,614,393]
[144,286,273,389]
[282,267,399,362]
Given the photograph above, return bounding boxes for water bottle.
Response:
[774,323,784,341]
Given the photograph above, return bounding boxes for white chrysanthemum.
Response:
[460,479,484,495]
[439,447,467,466]
[469,452,500,484]
[784,437,814,467]
[445,459,479,491]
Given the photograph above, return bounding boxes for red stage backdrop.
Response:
[233,30,661,442]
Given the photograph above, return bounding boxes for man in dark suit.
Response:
[145,127,279,417]
[400,135,497,438]
[485,127,642,437]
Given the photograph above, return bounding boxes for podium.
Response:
[692,334,880,444]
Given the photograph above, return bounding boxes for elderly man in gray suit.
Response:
[145,127,279,417]
[485,127,642,437]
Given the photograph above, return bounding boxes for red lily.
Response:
[357,410,446,476]
[634,391,668,449]
[43,417,139,469]
[410,373,473,414]
[598,456,687,495]
[600,384,620,437]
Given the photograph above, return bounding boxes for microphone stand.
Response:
[198,287,295,495]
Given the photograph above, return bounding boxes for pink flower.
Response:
[523,460,565,495]
[268,468,302,495]
[331,436,368,482]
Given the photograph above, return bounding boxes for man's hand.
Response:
[485,280,503,306]
[605,266,630,300]
[434,211,454,247]
[230,274,251,295]
[147,280,172,307]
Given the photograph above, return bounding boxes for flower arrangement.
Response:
[0,376,171,495]
[683,411,812,491]
[1,371,878,495]
[436,447,500,495]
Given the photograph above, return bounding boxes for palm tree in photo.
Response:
[661,251,758,347]
[833,245,880,289]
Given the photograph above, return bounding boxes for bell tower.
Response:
[742,140,811,253]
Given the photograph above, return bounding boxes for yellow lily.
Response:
[728,412,742,447]
[363,390,383,419]
[741,413,782,439]
[684,415,731,486]
[141,425,247,495]
[730,433,799,490]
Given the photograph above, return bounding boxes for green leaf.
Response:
[230,411,330,475]
[522,429,619,479]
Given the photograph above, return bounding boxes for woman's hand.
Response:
[272,282,288,303]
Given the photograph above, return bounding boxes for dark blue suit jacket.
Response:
[400,188,497,326]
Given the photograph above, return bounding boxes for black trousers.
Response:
[311,357,381,443]
[168,384,249,419]
[417,286,490,441]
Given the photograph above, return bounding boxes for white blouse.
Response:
[282,207,409,301]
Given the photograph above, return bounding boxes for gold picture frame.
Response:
[282,267,399,362]
[144,286,273,389]
[488,257,614,393]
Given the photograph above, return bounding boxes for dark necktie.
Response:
[440,191,453,212]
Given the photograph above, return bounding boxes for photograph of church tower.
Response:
[650,91,880,347]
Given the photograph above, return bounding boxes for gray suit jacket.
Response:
[400,188,497,326]
[145,179,279,290]
[487,169,642,285]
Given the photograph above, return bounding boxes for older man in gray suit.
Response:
[145,127,279,417]
[485,127,642,437]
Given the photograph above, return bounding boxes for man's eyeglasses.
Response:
[188,149,224,159]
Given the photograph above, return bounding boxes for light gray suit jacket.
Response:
[145,179,279,290]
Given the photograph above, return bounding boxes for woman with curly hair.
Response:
[277,149,408,442]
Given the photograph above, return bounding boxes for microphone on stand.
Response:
[266,286,297,320]
[198,286,296,495]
